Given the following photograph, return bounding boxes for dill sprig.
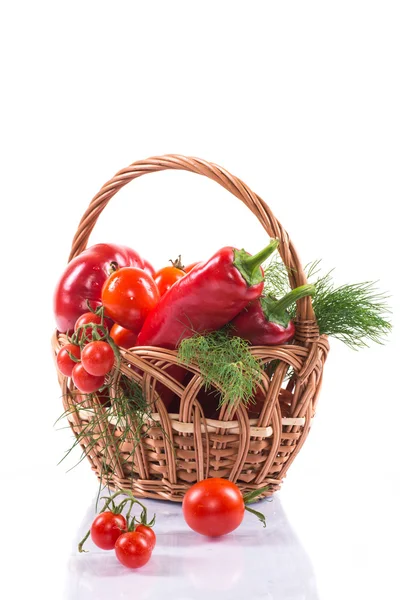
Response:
[56,375,168,479]
[178,328,262,406]
[262,257,392,348]
[308,266,392,349]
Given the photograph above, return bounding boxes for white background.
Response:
[0,2,399,599]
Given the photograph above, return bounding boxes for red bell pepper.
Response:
[231,284,316,345]
[54,243,144,333]
[136,239,279,349]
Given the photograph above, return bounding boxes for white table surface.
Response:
[2,461,398,600]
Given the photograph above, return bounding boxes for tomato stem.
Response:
[244,505,267,528]
[242,485,269,528]
[169,255,185,270]
[77,489,155,553]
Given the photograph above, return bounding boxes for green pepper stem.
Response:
[234,239,279,286]
[271,284,315,314]
[242,239,280,275]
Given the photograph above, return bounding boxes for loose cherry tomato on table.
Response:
[72,362,105,393]
[154,256,186,297]
[182,478,245,537]
[102,267,160,331]
[56,344,81,377]
[81,341,115,376]
[135,524,156,551]
[90,512,128,550]
[110,323,138,349]
[114,531,152,569]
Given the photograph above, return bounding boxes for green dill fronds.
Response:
[311,278,392,349]
[262,255,292,298]
[178,328,262,406]
[263,255,392,349]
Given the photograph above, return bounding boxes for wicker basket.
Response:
[52,155,329,501]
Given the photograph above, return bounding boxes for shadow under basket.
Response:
[52,155,329,502]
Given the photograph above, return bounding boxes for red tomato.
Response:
[143,258,156,279]
[74,312,112,341]
[72,363,105,393]
[54,243,144,333]
[90,512,127,550]
[56,344,81,377]
[114,531,152,569]
[102,267,160,331]
[182,478,245,537]
[135,525,156,551]
[154,266,185,297]
[81,341,115,376]
[110,323,138,349]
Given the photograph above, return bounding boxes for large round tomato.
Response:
[90,512,127,550]
[182,478,245,537]
[114,531,152,568]
[154,265,185,297]
[101,267,160,332]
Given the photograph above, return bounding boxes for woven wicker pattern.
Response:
[52,155,329,501]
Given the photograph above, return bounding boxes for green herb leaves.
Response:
[178,328,262,407]
[263,257,392,349]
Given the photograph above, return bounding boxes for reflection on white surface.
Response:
[64,492,318,600]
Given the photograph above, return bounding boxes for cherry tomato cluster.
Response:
[56,310,116,394]
[56,255,200,391]
[79,489,157,569]
[78,480,267,570]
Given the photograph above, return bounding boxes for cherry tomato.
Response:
[182,478,245,537]
[110,323,138,349]
[74,312,112,341]
[102,267,160,331]
[114,531,152,569]
[81,341,115,376]
[72,362,105,393]
[56,344,81,377]
[90,512,127,550]
[154,265,185,297]
[135,524,156,551]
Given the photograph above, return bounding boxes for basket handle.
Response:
[69,154,316,326]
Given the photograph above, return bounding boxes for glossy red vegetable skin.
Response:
[114,531,152,569]
[232,299,295,345]
[182,478,245,537]
[143,258,156,279]
[136,242,278,350]
[90,512,127,550]
[110,323,138,349]
[102,267,160,331]
[154,265,185,296]
[54,243,144,333]
[231,284,315,346]
[184,261,201,273]
[135,525,156,551]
